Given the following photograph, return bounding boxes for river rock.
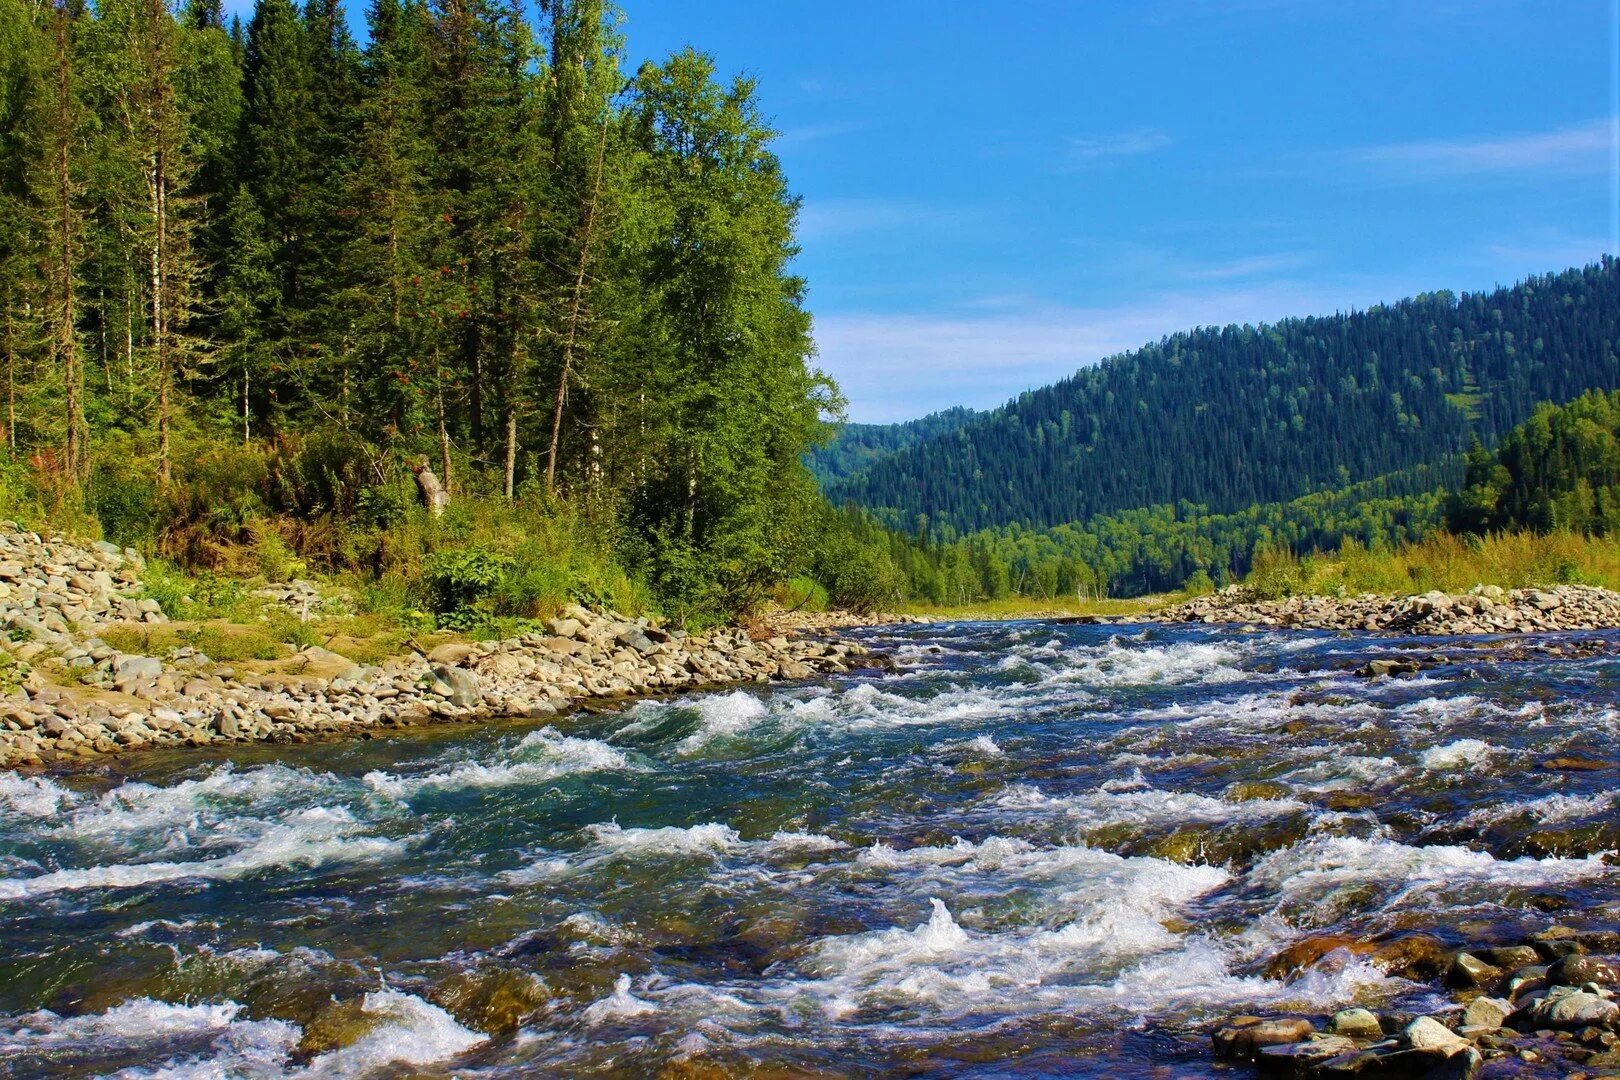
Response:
[1404,1016,1469,1055]
[1447,951,1503,989]
[1514,986,1620,1029]
[428,642,480,666]
[1329,1007,1383,1040]
[1461,996,1512,1031]
[115,655,164,681]
[428,665,482,708]
[1548,955,1620,986]
[430,967,550,1035]
[1213,1017,1316,1059]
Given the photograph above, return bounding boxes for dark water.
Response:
[0,622,1616,1077]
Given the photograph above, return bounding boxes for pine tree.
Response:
[423,0,537,476]
[39,0,86,477]
[535,0,621,496]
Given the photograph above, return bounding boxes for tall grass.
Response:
[1253,532,1620,597]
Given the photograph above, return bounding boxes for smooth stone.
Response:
[1330,1007,1384,1040]
[1461,996,1512,1031]
[1404,1016,1468,1055]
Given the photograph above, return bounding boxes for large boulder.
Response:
[430,665,481,708]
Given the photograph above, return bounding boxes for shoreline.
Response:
[10,516,1620,774]
[0,607,889,771]
[0,525,891,772]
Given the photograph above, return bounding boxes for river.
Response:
[0,621,1615,1077]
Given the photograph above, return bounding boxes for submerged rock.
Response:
[430,967,550,1035]
[1212,1016,1316,1059]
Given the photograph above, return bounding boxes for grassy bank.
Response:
[1244,531,1620,599]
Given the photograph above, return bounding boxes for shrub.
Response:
[1246,543,1305,599]
[773,576,828,612]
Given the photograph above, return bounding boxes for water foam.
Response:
[1418,738,1498,771]
[0,806,402,900]
[1252,835,1617,916]
[583,974,658,1024]
[588,821,744,857]
[364,727,630,798]
[300,991,485,1077]
[675,691,770,751]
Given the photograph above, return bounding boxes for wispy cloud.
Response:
[774,121,867,149]
[1064,128,1172,166]
[796,199,977,243]
[1179,252,1311,280]
[1353,118,1617,177]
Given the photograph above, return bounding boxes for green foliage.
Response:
[829,262,1620,534]
[0,649,27,695]
[139,560,254,620]
[1245,544,1306,600]
[421,546,514,624]
[1253,530,1620,597]
[810,512,905,614]
[181,625,283,661]
[1449,390,1620,536]
[772,576,828,613]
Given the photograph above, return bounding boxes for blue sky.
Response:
[229,0,1620,423]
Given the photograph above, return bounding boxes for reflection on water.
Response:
[0,622,1615,1076]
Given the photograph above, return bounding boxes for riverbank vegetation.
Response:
[821,391,1620,611]
[0,0,870,629]
[0,0,1613,630]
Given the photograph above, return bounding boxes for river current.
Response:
[0,621,1616,1077]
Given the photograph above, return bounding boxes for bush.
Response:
[140,561,255,621]
[88,468,160,548]
[421,547,517,628]
[772,576,828,612]
[812,528,904,614]
[1246,543,1305,600]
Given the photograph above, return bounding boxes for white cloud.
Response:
[1353,118,1617,177]
[1179,252,1311,280]
[1064,128,1172,166]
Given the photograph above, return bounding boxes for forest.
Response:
[822,262,1620,534]
[0,0,845,624]
[838,392,1620,608]
[1448,389,1620,538]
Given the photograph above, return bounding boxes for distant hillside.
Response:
[808,407,980,487]
[827,260,1620,533]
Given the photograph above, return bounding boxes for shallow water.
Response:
[1,622,1617,1077]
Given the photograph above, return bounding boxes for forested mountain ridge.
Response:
[806,406,979,486]
[826,261,1620,534]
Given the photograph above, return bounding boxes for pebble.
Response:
[1159,583,1620,636]
[0,528,886,769]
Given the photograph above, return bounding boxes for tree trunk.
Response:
[503,405,517,499]
[52,3,83,479]
[4,301,14,455]
[435,347,453,495]
[415,460,449,516]
[545,110,610,494]
[151,160,170,489]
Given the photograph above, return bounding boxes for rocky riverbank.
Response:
[1214,927,1620,1077]
[1157,583,1620,635]
[753,607,935,634]
[0,525,882,769]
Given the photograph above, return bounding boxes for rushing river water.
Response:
[0,621,1617,1078]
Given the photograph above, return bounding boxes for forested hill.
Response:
[826,261,1620,533]
[807,407,979,486]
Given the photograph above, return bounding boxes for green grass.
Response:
[1242,531,1620,598]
